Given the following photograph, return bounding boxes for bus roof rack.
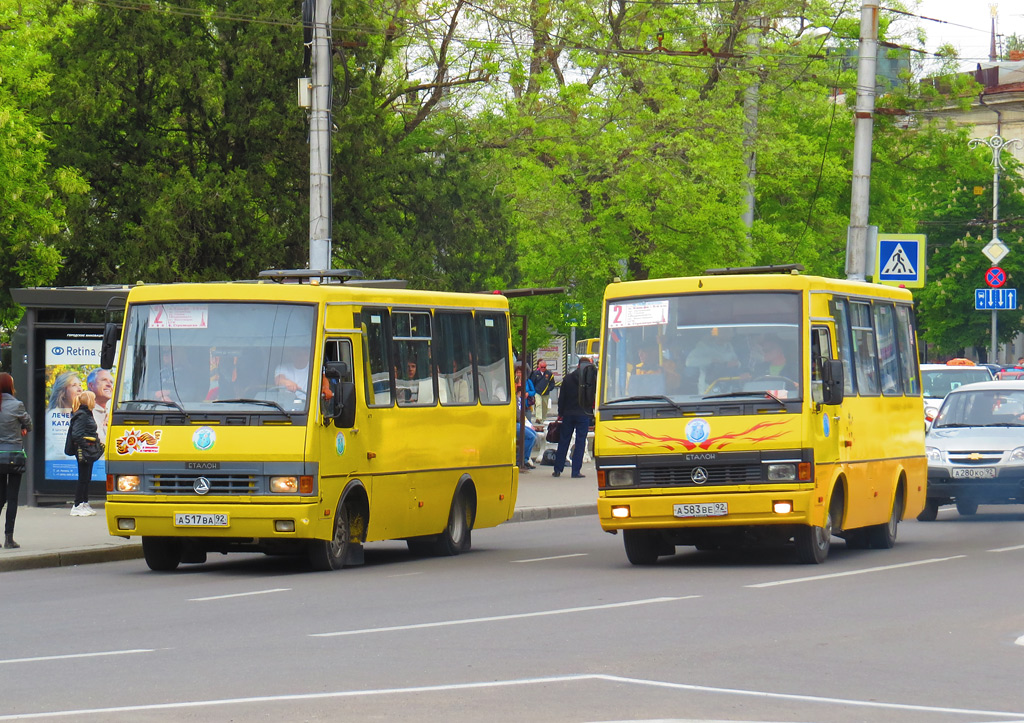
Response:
[703,264,804,276]
[258,269,365,284]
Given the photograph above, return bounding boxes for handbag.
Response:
[77,436,105,463]
[545,420,561,444]
[0,450,27,474]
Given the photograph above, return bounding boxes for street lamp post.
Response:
[968,134,1024,362]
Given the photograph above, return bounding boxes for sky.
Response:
[909,1,1024,63]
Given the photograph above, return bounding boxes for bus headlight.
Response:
[605,469,636,487]
[270,476,314,494]
[767,463,796,481]
[926,446,943,463]
[116,475,141,492]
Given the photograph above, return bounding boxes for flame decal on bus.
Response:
[607,420,790,452]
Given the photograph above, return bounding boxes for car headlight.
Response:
[924,406,940,422]
[925,446,943,463]
[1010,447,1024,462]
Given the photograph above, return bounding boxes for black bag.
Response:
[540,448,557,466]
[578,363,598,412]
[77,436,105,463]
[64,425,76,457]
[0,450,27,474]
[545,420,561,443]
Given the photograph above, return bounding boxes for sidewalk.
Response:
[0,468,596,573]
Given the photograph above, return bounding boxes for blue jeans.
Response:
[554,414,591,476]
[517,423,537,464]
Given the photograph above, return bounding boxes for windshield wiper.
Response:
[605,395,684,412]
[212,398,295,416]
[128,398,191,419]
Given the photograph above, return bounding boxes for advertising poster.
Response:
[44,338,114,482]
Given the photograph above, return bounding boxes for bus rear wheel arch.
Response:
[407,480,476,557]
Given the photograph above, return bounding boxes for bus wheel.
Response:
[917,499,939,522]
[142,537,182,572]
[308,504,351,571]
[623,530,661,565]
[956,500,978,516]
[867,487,903,549]
[795,494,839,564]
[434,488,474,556]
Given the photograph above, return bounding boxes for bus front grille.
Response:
[639,464,763,487]
[151,474,259,494]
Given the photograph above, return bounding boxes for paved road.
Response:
[1,506,1023,722]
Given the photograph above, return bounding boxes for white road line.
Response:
[3,673,1023,720]
[746,556,966,588]
[188,588,291,602]
[0,649,156,666]
[387,572,424,578]
[512,553,589,563]
[989,544,1024,553]
[310,596,698,637]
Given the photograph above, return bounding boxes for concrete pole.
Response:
[846,1,878,281]
[742,19,766,239]
[308,0,333,271]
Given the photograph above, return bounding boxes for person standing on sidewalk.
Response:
[529,361,556,420]
[67,391,100,517]
[552,358,595,479]
[0,373,32,549]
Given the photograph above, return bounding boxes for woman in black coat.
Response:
[0,373,32,548]
[67,391,100,517]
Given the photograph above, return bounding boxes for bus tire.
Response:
[308,503,351,571]
[142,537,182,572]
[867,487,903,549]
[956,500,978,516]
[623,530,661,565]
[917,499,939,522]
[795,493,840,564]
[434,487,474,556]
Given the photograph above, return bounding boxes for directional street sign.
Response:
[986,266,1006,288]
[875,234,925,288]
[975,288,1018,310]
[982,238,1010,264]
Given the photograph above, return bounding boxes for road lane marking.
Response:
[0,649,156,666]
[988,544,1024,553]
[746,556,966,588]
[512,553,589,563]
[188,588,290,602]
[3,672,1023,720]
[310,596,699,637]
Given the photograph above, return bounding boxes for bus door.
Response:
[810,324,842,474]
[317,337,364,506]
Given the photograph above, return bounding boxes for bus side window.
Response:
[894,305,921,395]
[362,308,393,407]
[476,312,510,405]
[850,301,880,396]
[831,298,856,397]
[393,311,435,407]
[436,312,476,406]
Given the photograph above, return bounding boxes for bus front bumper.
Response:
[598,489,820,531]
[105,498,331,541]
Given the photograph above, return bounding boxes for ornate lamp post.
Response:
[968,134,1024,362]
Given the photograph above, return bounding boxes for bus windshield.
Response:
[117,302,317,413]
[602,292,802,404]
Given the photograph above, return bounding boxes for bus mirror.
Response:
[100,323,120,370]
[333,382,356,427]
[820,359,844,405]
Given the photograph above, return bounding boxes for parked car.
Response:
[921,362,995,423]
[997,368,1024,381]
[922,380,1024,520]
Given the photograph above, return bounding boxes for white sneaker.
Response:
[81,503,98,516]
[70,504,85,517]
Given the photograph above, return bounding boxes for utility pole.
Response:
[308,0,333,271]
[846,0,878,281]
[742,18,767,240]
[969,134,1024,362]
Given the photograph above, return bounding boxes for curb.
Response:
[510,504,597,523]
[0,544,143,573]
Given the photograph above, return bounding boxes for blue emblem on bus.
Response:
[685,418,710,444]
[192,426,216,451]
[336,432,345,456]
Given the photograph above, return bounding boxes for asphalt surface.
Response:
[0,465,596,573]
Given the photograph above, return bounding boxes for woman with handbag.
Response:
[67,390,103,517]
[0,373,32,548]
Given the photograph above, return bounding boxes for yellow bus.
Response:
[102,270,517,571]
[594,264,926,565]
[575,338,600,359]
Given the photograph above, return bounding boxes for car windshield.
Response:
[933,389,1024,428]
[601,292,802,404]
[921,368,992,398]
[117,302,317,413]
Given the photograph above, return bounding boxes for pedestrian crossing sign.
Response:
[875,234,925,288]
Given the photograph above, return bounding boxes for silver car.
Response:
[920,363,994,424]
[923,380,1024,520]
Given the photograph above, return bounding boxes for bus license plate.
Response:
[174,513,229,527]
[952,468,996,479]
[674,502,728,518]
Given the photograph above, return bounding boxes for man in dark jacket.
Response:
[552,358,594,478]
[529,361,556,420]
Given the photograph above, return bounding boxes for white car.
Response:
[921,363,994,423]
